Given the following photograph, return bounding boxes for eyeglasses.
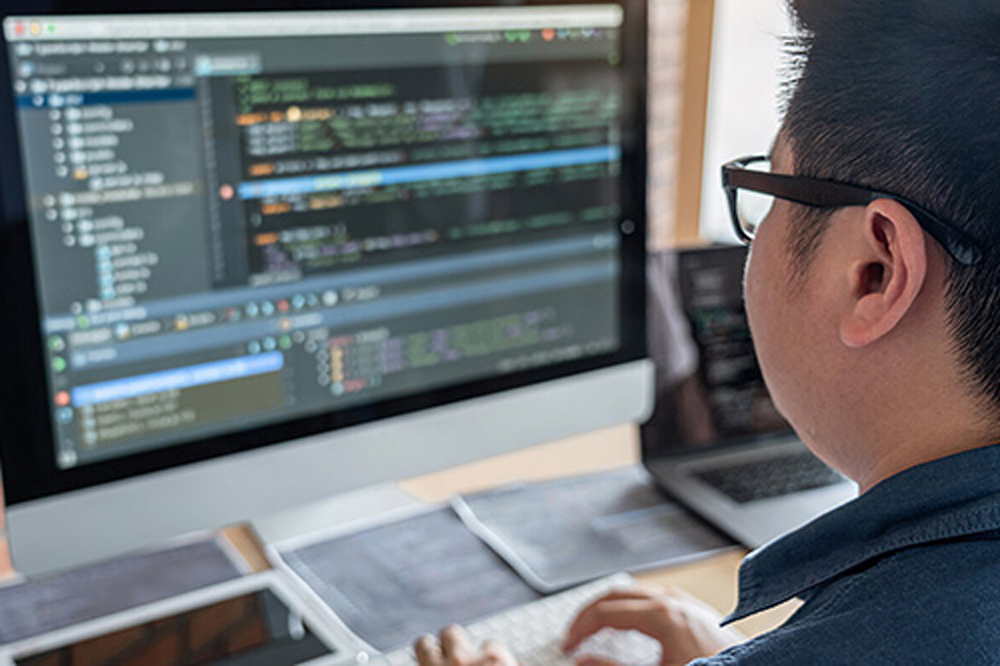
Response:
[721,155,984,266]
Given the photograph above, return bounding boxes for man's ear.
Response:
[839,198,928,348]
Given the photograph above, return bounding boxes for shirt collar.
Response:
[724,442,1000,624]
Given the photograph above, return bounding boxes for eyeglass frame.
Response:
[721,155,984,266]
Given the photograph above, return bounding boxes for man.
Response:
[415,0,1000,663]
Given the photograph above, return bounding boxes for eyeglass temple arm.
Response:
[723,165,983,266]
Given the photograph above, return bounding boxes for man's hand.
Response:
[414,625,518,666]
[561,585,746,666]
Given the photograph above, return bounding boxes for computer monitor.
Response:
[0,0,651,576]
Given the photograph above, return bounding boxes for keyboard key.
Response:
[695,451,843,503]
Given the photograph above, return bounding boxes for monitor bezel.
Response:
[0,0,647,506]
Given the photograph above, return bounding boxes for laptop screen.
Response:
[642,245,791,457]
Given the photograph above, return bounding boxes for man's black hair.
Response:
[781,0,1000,414]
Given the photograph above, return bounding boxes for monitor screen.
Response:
[0,1,645,508]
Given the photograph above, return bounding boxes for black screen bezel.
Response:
[0,0,647,506]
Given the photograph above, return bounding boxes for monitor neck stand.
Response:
[251,482,424,553]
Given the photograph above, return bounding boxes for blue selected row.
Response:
[237,145,621,200]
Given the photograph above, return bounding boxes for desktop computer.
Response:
[0,0,651,577]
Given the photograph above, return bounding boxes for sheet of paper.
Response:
[280,508,540,652]
[453,467,736,593]
[0,537,242,645]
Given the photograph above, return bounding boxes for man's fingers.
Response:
[415,628,516,666]
[415,634,443,666]
[440,624,476,663]
[575,652,622,666]
[562,599,667,653]
[480,639,517,665]
[564,586,661,645]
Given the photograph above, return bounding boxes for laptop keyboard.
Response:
[374,574,660,665]
[695,451,843,503]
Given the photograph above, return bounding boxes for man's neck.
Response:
[852,398,996,493]
[810,334,997,494]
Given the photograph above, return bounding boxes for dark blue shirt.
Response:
[693,444,1000,665]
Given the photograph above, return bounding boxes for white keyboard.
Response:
[374,574,661,665]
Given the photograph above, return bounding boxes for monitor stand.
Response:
[252,482,423,549]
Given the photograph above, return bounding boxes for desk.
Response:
[398,423,799,641]
[0,424,797,646]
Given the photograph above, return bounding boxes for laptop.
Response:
[641,245,857,549]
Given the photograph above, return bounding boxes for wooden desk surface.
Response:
[0,423,797,642]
